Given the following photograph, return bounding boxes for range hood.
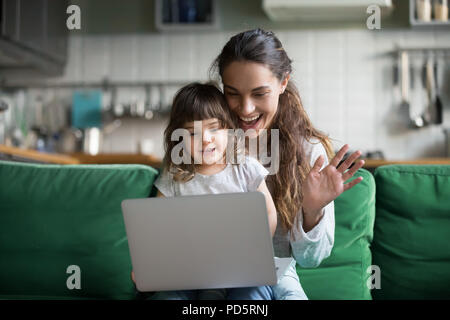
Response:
[0,39,65,76]
[262,0,393,22]
[0,0,68,77]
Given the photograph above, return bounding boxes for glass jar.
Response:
[417,0,432,21]
[434,0,448,21]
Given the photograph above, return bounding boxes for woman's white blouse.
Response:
[272,138,335,268]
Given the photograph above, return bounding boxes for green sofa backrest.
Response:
[296,168,376,300]
[371,165,450,299]
[8,161,447,300]
[0,161,158,299]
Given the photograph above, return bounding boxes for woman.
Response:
[209,28,365,299]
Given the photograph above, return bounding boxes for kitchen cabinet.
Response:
[0,0,68,76]
[155,0,219,31]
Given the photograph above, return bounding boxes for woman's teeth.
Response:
[239,114,261,122]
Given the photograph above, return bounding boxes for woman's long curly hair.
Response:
[211,28,335,232]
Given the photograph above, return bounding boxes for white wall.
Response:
[54,29,450,159]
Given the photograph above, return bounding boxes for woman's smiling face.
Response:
[222,61,289,138]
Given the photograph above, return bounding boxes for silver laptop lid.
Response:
[122,192,277,292]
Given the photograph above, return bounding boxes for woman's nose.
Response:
[241,97,256,115]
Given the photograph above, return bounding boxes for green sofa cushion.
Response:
[296,168,375,300]
[371,165,450,300]
[0,161,158,300]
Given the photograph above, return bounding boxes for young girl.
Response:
[149,82,307,300]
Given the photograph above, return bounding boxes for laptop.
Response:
[121,192,294,292]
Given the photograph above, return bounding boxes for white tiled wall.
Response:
[55,28,450,159]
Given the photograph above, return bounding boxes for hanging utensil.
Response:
[410,54,434,129]
[398,51,419,128]
[112,87,124,117]
[424,55,436,125]
[433,55,443,125]
[444,127,450,157]
[144,85,154,120]
[159,84,166,113]
[0,98,9,112]
[410,57,422,127]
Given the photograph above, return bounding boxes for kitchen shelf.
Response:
[409,0,450,28]
[410,20,450,26]
[0,80,189,90]
[390,46,450,60]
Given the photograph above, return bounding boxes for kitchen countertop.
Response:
[361,158,450,168]
[1,144,449,169]
[67,152,162,168]
[0,144,80,164]
[0,144,162,167]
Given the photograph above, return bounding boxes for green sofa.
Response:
[0,160,449,300]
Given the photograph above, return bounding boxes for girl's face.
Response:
[184,118,228,166]
[222,61,289,138]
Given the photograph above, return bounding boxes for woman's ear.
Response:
[280,73,290,93]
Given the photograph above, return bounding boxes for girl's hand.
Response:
[257,180,277,237]
[302,144,365,224]
[131,271,136,285]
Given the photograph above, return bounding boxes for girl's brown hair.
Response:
[163,82,238,182]
[211,28,336,232]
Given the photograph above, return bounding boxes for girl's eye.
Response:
[226,92,238,96]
